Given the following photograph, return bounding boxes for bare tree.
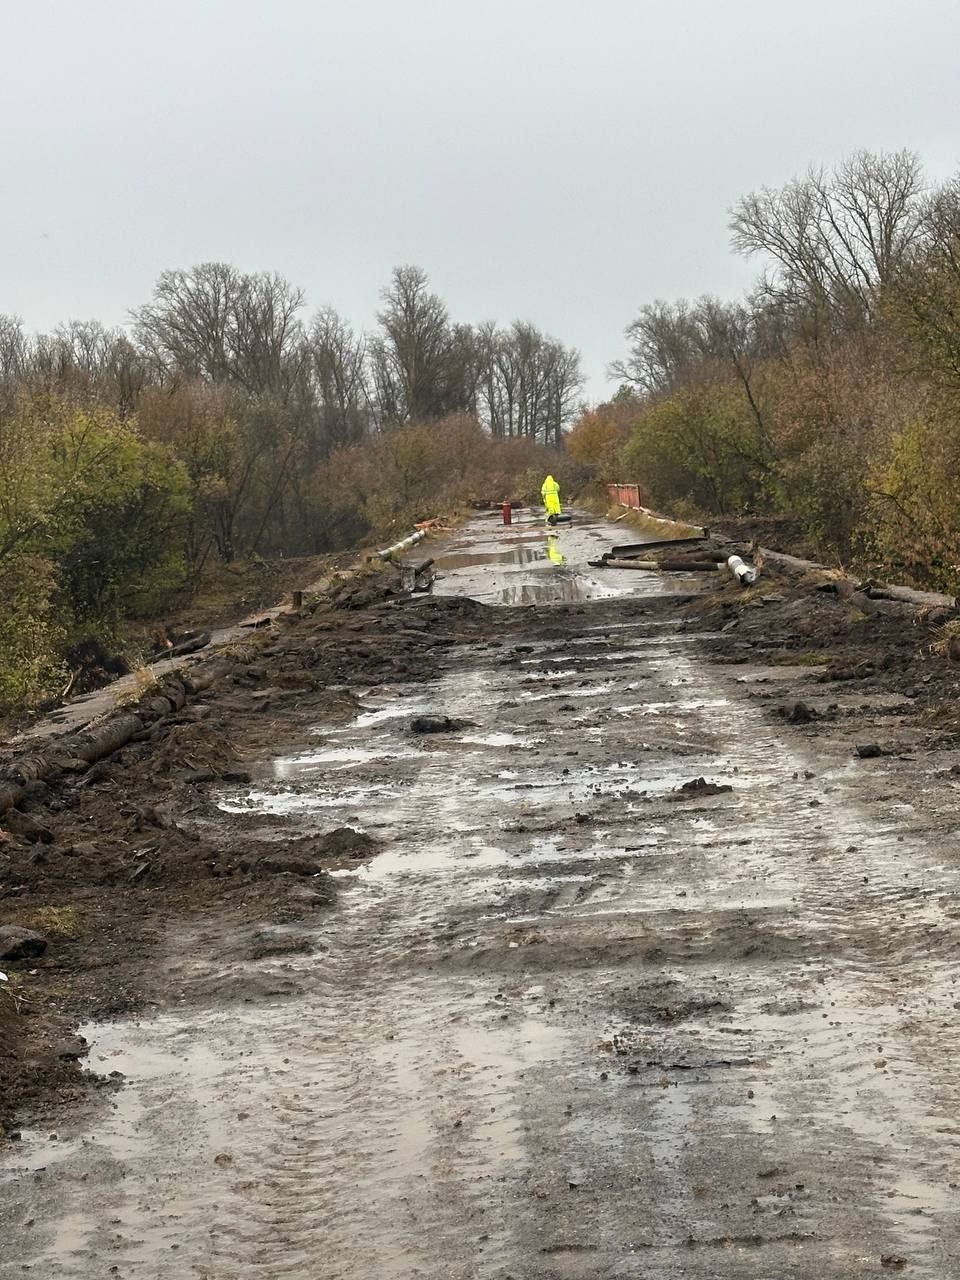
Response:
[134,262,239,382]
[26,321,149,414]
[542,340,584,445]
[890,176,960,392]
[478,322,582,444]
[0,316,28,413]
[729,149,925,328]
[477,321,518,437]
[304,307,370,456]
[132,263,306,398]
[610,300,706,394]
[369,266,476,424]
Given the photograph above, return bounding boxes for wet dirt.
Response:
[4,512,960,1276]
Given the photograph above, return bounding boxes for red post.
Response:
[502,502,512,525]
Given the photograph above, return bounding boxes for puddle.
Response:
[424,519,712,608]
[460,731,530,747]
[221,782,403,815]
[273,744,427,775]
[433,545,547,570]
[615,698,731,716]
[519,680,628,702]
[360,836,512,880]
[353,701,432,729]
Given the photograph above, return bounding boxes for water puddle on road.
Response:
[616,698,731,716]
[459,731,531,747]
[433,543,547,571]
[272,743,429,774]
[486,575,707,606]
[353,699,433,729]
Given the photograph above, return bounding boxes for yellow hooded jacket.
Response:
[541,474,561,516]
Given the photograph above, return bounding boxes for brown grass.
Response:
[23,905,81,939]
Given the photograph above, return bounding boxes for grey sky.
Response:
[2,0,958,401]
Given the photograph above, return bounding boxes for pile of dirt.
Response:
[708,514,814,557]
[316,827,380,861]
[410,714,475,734]
[683,558,960,741]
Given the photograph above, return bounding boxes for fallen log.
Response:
[139,684,187,720]
[0,671,223,816]
[860,581,958,611]
[184,665,226,695]
[2,713,143,804]
[73,713,144,762]
[656,559,721,573]
[409,558,436,577]
[834,580,930,618]
[169,632,211,659]
[755,547,958,616]
[610,535,709,558]
[603,557,719,573]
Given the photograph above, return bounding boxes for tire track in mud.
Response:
[6,595,960,1276]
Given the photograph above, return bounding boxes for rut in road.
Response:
[5,529,960,1277]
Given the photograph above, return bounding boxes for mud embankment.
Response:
[0,574,492,1132]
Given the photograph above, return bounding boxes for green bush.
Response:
[868,413,960,591]
[0,556,66,707]
[46,410,190,626]
[620,383,768,516]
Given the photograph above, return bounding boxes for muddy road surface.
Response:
[4,511,960,1278]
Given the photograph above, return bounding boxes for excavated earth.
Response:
[3,511,960,1278]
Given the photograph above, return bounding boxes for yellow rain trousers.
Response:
[541,474,561,518]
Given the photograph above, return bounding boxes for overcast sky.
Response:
[2,0,958,400]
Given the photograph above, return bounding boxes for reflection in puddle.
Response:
[433,544,547,571]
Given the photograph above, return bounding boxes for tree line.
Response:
[0,265,583,705]
[572,148,960,594]
[1,264,581,453]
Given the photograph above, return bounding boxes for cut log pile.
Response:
[590,532,762,587]
[0,668,223,818]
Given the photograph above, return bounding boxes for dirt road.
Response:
[4,510,960,1277]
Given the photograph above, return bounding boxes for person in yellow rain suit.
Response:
[541,474,561,524]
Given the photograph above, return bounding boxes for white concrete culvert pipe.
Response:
[727,554,759,586]
[377,529,426,560]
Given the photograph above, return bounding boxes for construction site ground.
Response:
[3,508,960,1278]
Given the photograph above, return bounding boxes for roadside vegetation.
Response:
[571,149,960,594]
[0,266,584,708]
